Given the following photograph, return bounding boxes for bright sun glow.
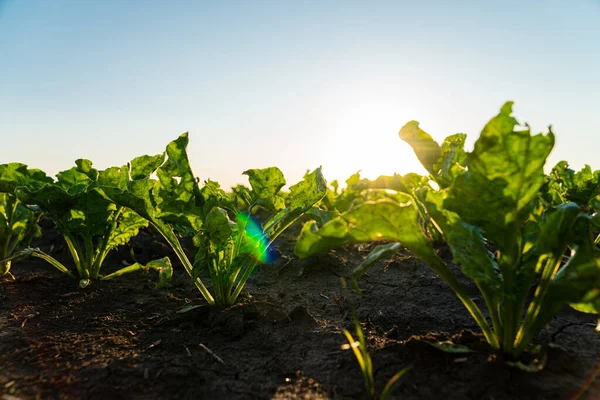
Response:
[321,96,429,186]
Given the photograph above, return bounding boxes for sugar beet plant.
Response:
[544,161,600,212]
[196,166,327,305]
[295,102,600,357]
[99,133,327,306]
[0,163,52,278]
[12,159,171,287]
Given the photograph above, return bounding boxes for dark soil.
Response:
[1,221,599,399]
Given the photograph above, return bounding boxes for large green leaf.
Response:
[288,167,327,210]
[106,208,148,248]
[0,163,53,193]
[98,165,130,189]
[444,102,554,253]
[130,154,165,180]
[99,133,204,232]
[155,133,204,230]
[294,199,439,267]
[399,121,441,176]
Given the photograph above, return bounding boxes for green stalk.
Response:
[497,243,522,354]
[224,209,302,305]
[28,249,76,279]
[100,260,164,281]
[380,367,411,400]
[476,284,503,344]
[151,221,215,305]
[428,256,499,349]
[7,233,20,259]
[1,198,18,275]
[514,253,562,355]
[1,236,10,276]
[91,206,124,278]
[211,258,226,305]
[63,234,85,278]
[228,214,299,305]
[100,264,144,280]
[84,234,94,279]
[229,255,259,305]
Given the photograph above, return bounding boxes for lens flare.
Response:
[236,212,275,263]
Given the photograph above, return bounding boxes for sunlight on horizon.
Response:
[319,95,430,186]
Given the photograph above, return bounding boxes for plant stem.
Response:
[152,221,215,305]
[63,235,85,278]
[91,206,124,278]
[514,253,562,355]
[28,249,76,278]
[429,256,499,349]
[229,256,259,304]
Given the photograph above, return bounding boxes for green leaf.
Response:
[423,189,502,290]
[261,167,327,240]
[100,256,173,288]
[399,121,441,176]
[130,153,165,180]
[434,133,467,188]
[288,167,327,210]
[356,173,429,194]
[56,159,98,191]
[570,292,600,315]
[106,209,148,247]
[352,242,402,292]
[294,199,439,269]
[98,165,130,189]
[0,163,53,193]
[305,207,339,227]
[204,207,235,246]
[535,203,581,256]
[444,102,555,253]
[155,133,204,230]
[147,257,173,289]
[100,133,204,232]
[243,167,286,211]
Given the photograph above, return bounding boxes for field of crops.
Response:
[1,103,599,399]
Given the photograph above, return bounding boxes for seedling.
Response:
[341,278,410,399]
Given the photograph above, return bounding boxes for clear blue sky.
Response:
[1,0,599,188]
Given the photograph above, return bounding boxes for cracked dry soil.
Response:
[0,221,599,399]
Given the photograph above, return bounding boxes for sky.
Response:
[1,0,599,189]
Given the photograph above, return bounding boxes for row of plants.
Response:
[1,102,599,396]
[0,134,327,306]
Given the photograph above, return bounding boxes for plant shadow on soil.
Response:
[0,220,599,399]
